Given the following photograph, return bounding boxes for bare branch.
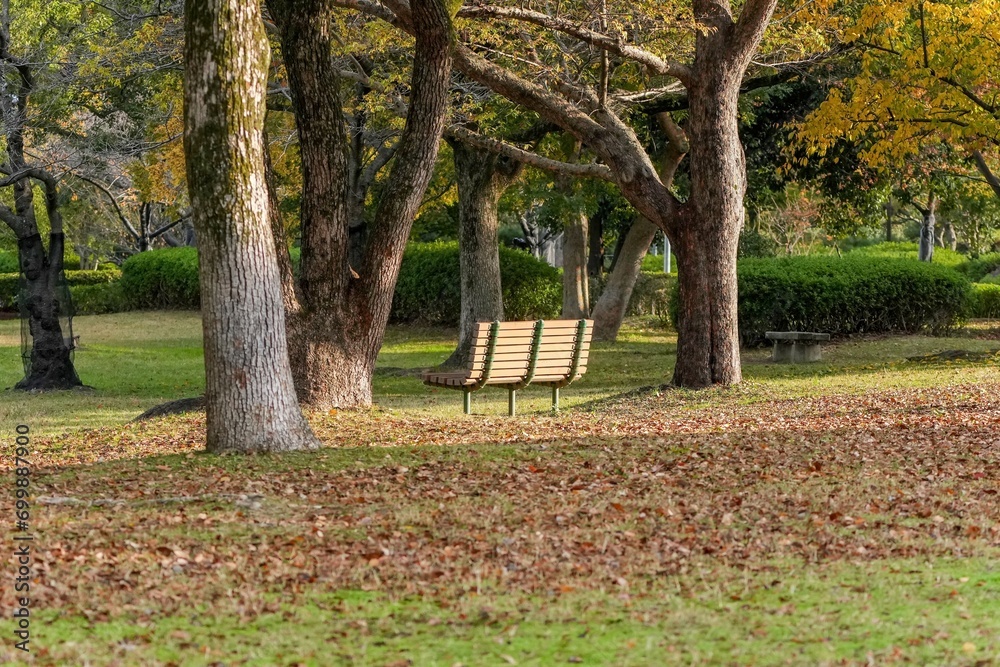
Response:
[972,150,1000,200]
[150,212,192,238]
[358,141,399,191]
[446,126,613,181]
[732,0,779,66]
[457,5,692,85]
[453,44,607,142]
[69,172,141,241]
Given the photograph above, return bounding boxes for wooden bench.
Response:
[423,319,593,416]
[765,331,830,363]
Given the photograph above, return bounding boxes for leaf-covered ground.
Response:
[4,314,1000,664]
[5,378,1000,665]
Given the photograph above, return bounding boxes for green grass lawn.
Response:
[3,311,1000,433]
[3,311,1000,665]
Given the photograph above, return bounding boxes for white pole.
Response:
[663,236,671,273]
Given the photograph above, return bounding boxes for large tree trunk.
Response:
[562,211,590,318]
[591,218,657,341]
[270,0,453,408]
[183,0,318,453]
[14,232,81,391]
[443,140,519,368]
[267,0,355,406]
[670,49,747,387]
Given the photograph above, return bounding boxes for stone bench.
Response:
[765,331,831,363]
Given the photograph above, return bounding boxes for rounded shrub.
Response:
[738,256,970,345]
[671,255,971,346]
[392,242,561,325]
[120,247,200,310]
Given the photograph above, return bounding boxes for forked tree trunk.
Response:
[184,0,318,453]
[443,140,519,368]
[14,232,80,391]
[0,24,82,391]
[447,0,777,388]
[591,217,657,341]
[270,0,453,408]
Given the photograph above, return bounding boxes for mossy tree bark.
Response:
[267,0,453,409]
[442,139,521,368]
[183,0,319,453]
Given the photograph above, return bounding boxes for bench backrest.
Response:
[467,319,592,386]
[533,319,592,383]
[467,320,540,384]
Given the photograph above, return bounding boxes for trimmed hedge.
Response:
[738,256,969,345]
[392,242,561,325]
[969,283,1000,319]
[590,271,674,323]
[70,281,130,315]
[849,241,967,267]
[0,267,121,311]
[671,255,970,346]
[120,247,200,309]
[956,253,1000,283]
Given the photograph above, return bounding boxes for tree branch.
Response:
[637,68,803,115]
[0,200,26,236]
[456,5,692,85]
[150,212,192,238]
[452,44,607,143]
[972,150,1000,200]
[732,0,779,65]
[446,126,613,181]
[357,141,399,192]
[70,172,141,241]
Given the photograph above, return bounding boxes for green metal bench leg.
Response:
[463,389,471,415]
[552,387,559,412]
[508,389,516,417]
